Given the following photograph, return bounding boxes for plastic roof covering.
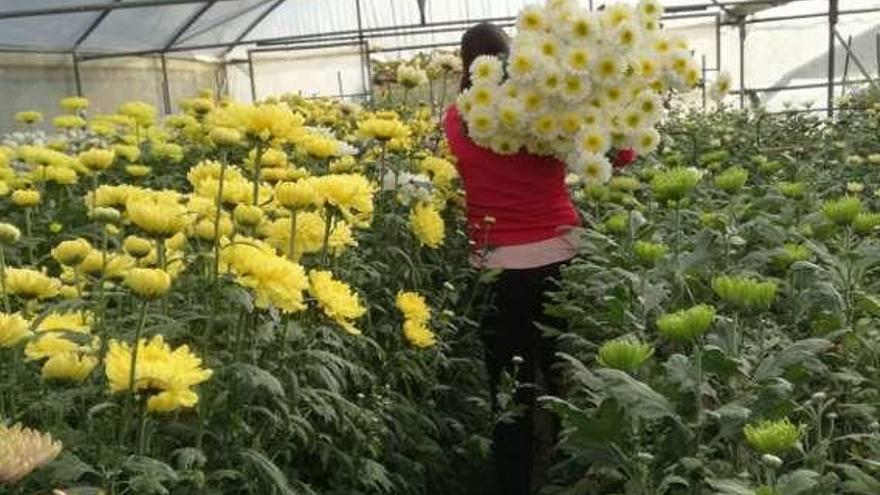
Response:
[0,0,836,58]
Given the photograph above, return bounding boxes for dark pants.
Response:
[481,261,565,495]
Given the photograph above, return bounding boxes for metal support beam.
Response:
[833,29,878,90]
[739,18,746,109]
[176,0,274,45]
[0,0,240,20]
[701,55,707,110]
[841,34,852,97]
[827,0,838,117]
[72,0,123,50]
[247,50,257,102]
[417,0,427,25]
[219,0,288,58]
[355,0,369,99]
[163,1,215,51]
[73,54,84,97]
[725,6,880,26]
[714,13,721,71]
[161,54,172,114]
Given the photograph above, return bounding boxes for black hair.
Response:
[459,22,510,92]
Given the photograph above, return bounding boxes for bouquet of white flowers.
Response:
[457,0,699,184]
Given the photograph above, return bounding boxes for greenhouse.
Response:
[4,0,880,494]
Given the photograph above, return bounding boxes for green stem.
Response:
[694,339,704,440]
[288,209,298,261]
[24,207,34,265]
[120,299,150,444]
[212,153,228,282]
[252,142,264,207]
[321,208,334,266]
[137,401,149,455]
[0,246,9,312]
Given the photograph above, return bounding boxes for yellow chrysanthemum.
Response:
[403,320,437,348]
[126,196,190,238]
[308,270,366,335]
[396,291,431,324]
[409,202,445,248]
[104,335,212,413]
[0,424,62,484]
[41,352,98,383]
[36,311,91,334]
[5,268,61,300]
[51,238,92,266]
[124,268,172,299]
[0,312,30,348]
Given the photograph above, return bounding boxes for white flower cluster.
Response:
[458,0,700,184]
[397,64,429,89]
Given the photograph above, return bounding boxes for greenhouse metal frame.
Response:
[0,0,878,116]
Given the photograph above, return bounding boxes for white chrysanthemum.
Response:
[709,71,733,102]
[531,113,561,141]
[581,107,607,128]
[501,80,521,98]
[561,73,590,103]
[470,55,505,85]
[610,21,640,50]
[520,89,546,114]
[525,138,553,157]
[633,55,659,80]
[651,35,673,57]
[465,107,499,139]
[565,46,592,74]
[457,90,475,114]
[517,4,547,32]
[559,112,583,135]
[634,92,663,123]
[537,64,564,95]
[604,86,626,107]
[602,3,634,28]
[508,46,543,82]
[470,83,500,108]
[396,64,428,89]
[575,152,613,185]
[489,134,521,155]
[576,125,612,156]
[566,11,599,42]
[620,108,646,132]
[430,52,462,73]
[632,127,661,155]
[533,33,562,59]
[638,0,664,20]
[498,96,526,130]
[593,54,624,84]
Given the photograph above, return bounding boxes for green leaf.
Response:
[43,453,99,484]
[595,368,676,422]
[753,338,833,382]
[706,478,755,495]
[839,464,880,494]
[239,448,299,495]
[776,469,820,494]
[229,363,286,398]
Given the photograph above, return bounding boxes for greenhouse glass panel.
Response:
[173,0,273,48]
[78,0,206,52]
[0,0,105,52]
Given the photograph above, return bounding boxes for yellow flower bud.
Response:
[275,180,316,209]
[78,149,116,171]
[123,235,152,258]
[233,204,264,227]
[50,238,92,266]
[124,268,171,299]
[0,223,21,246]
[11,189,40,207]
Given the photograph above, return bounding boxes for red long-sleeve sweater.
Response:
[444,106,580,249]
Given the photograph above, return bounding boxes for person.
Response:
[443,22,579,495]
